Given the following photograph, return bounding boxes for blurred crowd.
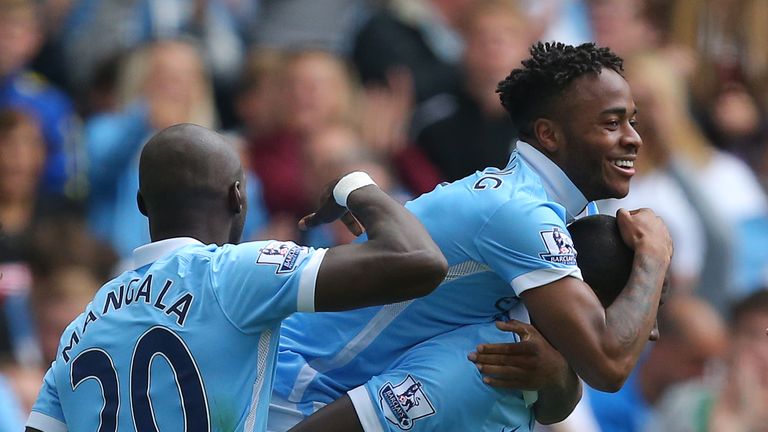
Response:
[0,0,767,430]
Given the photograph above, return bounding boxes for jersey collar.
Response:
[132,237,203,269]
[516,140,588,222]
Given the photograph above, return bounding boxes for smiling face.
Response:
[551,69,641,200]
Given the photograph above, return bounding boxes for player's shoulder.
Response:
[473,163,556,218]
[211,240,315,275]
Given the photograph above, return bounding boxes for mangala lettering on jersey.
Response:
[60,273,194,362]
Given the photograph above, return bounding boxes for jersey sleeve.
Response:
[27,364,67,432]
[474,200,582,296]
[209,241,327,333]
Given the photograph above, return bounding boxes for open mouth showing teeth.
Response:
[614,160,634,168]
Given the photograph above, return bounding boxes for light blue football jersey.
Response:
[274,141,588,419]
[28,237,326,432]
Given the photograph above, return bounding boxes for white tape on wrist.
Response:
[333,172,377,207]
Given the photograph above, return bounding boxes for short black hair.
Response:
[496,42,624,137]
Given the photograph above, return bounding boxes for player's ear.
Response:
[229,181,243,214]
[533,118,561,153]
[137,192,148,216]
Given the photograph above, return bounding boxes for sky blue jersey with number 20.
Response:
[27,237,327,432]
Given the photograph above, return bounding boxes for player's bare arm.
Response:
[468,320,582,424]
[288,395,363,432]
[519,208,671,391]
[302,173,449,312]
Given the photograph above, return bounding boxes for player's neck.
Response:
[149,219,232,246]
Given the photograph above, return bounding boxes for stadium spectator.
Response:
[25,123,447,431]
[247,49,356,222]
[29,266,101,366]
[701,83,768,189]
[235,48,286,144]
[358,65,443,196]
[585,0,658,58]
[85,39,217,260]
[0,108,47,364]
[412,0,532,182]
[588,294,727,432]
[0,0,82,197]
[351,0,470,103]
[56,0,245,124]
[653,289,768,432]
[301,123,409,247]
[251,0,369,54]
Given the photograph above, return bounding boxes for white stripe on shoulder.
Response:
[511,267,583,296]
[297,248,327,313]
[245,329,274,432]
[27,411,68,432]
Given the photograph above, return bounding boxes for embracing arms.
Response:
[469,320,582,424]
[518,208,671,391]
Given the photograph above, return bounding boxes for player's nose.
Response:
[621,122,642,151]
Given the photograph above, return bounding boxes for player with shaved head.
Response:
[25,123,447,431]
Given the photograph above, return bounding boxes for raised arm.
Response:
[304,172,448,312]
[520,208,671,391]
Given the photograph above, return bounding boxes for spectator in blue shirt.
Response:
[0,0,82,197]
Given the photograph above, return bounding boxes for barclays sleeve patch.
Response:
[538,228,577,265]
[379,375,436,430]
[256,241,309,274]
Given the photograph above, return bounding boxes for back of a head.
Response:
[568,214,634,307]
[496,42,624,138]
[139,123,242,223]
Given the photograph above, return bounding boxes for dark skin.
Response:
[290,70,671,432]
[140,123,447,312]
[472,70,672,392]
[26,123,447,432]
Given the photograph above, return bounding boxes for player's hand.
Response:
[616,208,673,263]
[467,320,569,391]
[298,178,364,235]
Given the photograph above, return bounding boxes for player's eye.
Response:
[629,118,639,129]
[605,120,619,130]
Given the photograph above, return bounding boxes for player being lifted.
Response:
[270,42,673,432]
[25,123,448,431]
